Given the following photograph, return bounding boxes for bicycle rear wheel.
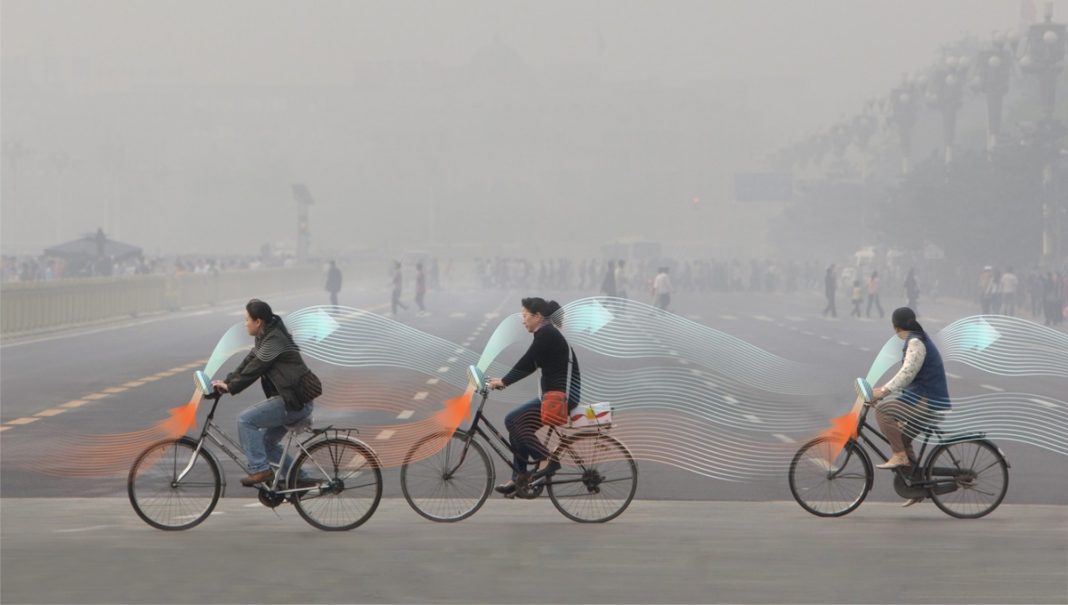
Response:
[128,437,221,530]
[925,439,1008,519]
[290,438,383,531]
[547,432,637,523]
[788,437,872,517]
[400,431,493,522]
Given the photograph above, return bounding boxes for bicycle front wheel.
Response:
[128,437,221,530]
[290,438,383,531]
[400,430,493,522]
[788,437,872,517]
[926,439,1008,519]
[548,432,638,523]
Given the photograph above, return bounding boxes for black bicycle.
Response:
[399,365,638,523]
[789,378,1009,519]
[128,370,383,531]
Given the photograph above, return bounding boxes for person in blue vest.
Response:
[871,307,951,506]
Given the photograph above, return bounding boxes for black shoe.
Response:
[495,480,517,495]
[531,460,561,479]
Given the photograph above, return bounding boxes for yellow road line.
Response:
[122,381,146,388]
[102,387,128,394]
[60,400,89,408]
[35,408,67,417]
[83,393,110,401]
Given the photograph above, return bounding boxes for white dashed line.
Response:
[7,417,39,425]
[449,312,467,318]
[437,367,450,373]
[53,525,117,534]
[819,335,831,341]
[687,314,702,320]
[426,378,439,385]
[375,429,395,440]
[752,315,774,322]
[704,381,720,389]
[723,395,739,404]
[946,372,962,379]
[772,433,796,444]
[454,348,464,354]
[858,347,871,352]
[0,426,11,432]
[678,359,689,365]
[801,331,814,336]
[837,341,850,347]
[786,316,804,322]
[980,384,1005,392]
[719,314,738,320]
[743,414,762,424]
[397,410,415,419]
[447,357,458,363]
[1029,398,1059,409]
[412,392,428,401]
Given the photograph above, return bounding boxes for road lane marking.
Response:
[1030,398,1059,409]
[60,400,89,408]
[167,366,187,373]
[7,417,40,425]
[53,525,117,534]
[980,384,1005,392]
[397,410,415,419]
[83,393,110,400]
[122,381,146,388]
[772,433,796,444]
[719,314,738,320]
[447,357,458,363]
[102,387,128,394]
[454,348,464,354]
[946,372,962,379]
[801,330,814,336]
[426,378,439,385]
[0,426,10,432]
[412,392,428,401]
[743,414,762,424]
[837,341,850,346]
[35,408,67,417]
[786,316,804,322]
[819,335,831,341]
[752,315,774,322]
[375,429,395,440]
[858,347,871,352]
[437,367,450,373]
[723,395,739,404]
[485,312,500,319]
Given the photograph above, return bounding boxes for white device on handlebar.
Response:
[854,377,874,404]
[193,370,213,396]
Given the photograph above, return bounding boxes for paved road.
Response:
[2,498,1065,604]
[3,286,1065,504]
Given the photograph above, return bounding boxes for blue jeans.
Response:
[238,396,313,474]
[504,397,552,480]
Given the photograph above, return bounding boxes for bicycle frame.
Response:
[177,393,350,496]
[849,403,972,489]
[446,388,601,489]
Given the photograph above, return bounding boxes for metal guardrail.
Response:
[0,267,322,336]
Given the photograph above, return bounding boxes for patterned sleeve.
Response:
[883,338,927,393]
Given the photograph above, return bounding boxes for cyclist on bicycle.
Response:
[211,299,318,487]
[871,306,951,506]
[486,297,581,496]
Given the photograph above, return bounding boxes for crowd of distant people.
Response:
[1,254,296,283]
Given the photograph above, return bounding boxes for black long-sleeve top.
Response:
[502,323,581,403]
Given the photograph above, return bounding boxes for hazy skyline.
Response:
[1,1,1051,257]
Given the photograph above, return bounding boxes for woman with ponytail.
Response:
[211,299,318,487]
[871,307,951,506]
[486,297,581,496]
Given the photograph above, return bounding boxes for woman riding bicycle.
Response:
[211,299,319,487]
[486,297,581,496]
[871,306,951,506]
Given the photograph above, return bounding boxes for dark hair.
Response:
[521,297,563,327]
[891,307,924,335]
[246,298,293,339]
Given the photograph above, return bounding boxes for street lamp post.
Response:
[925,56,968,165]
[1020,2,1067,268]
[972,35,1013,158]
[888,75,918,175]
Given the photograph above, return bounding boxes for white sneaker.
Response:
[876,452,909,469]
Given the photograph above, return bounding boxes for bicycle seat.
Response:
[284,417,313,433]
